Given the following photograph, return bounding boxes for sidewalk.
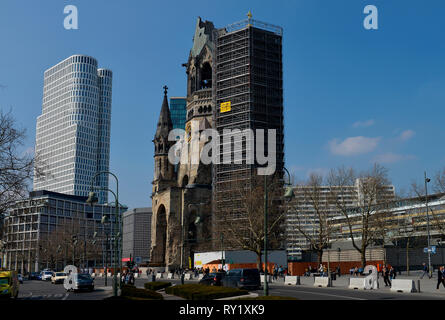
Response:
[271,272,445,297]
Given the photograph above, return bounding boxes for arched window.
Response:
[199,62,212,89]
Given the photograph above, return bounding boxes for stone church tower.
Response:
[150,18,215,271]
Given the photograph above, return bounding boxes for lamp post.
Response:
[263,167,295,296]
[101,214,110,287]
[424,171,432,278]
[87,171,120,297]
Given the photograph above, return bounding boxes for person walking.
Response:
[420,262,431,279]
[389,266,395,281]
[437,266,445,290]
[383,266,391,287]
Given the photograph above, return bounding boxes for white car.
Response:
[51,272,67,284]
[41,271,53,281]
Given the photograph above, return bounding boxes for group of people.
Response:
[121,270,135,285]
[272,265,286,280]
[381,265,397,287]
[303,265,341,277]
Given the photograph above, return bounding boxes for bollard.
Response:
[181,273,185,285]
[417,280,421,293]
[152,274,156,282]
[296,276,301,285]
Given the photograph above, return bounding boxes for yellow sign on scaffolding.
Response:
[220,101,231,113]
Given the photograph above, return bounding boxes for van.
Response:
[222,268,260,290]
[0,270,19,299]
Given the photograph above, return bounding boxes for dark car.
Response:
[28,272,40,280]
[199,272,225,286]
[68,273,94,292]
[222,268,261,290]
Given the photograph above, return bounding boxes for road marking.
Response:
[62,293,69,300]
[285,289,367,300]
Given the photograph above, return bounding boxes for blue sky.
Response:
[1,0,444,208]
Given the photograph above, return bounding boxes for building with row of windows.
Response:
[285,179,395,259]
[122,208,152,264]
[1,190,126,273]
[169,97,187,130]
[33,55,113,204]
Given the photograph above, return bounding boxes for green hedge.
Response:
[165,284,248,300]
[144,281,172,291]
[120,284,163,300]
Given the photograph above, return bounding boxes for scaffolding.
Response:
[211,20,285,242]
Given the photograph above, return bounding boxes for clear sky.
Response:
[1,0,444,209]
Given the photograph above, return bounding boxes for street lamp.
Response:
[87,170,121,297]
[424,171,433,278]
[264,167,294,296]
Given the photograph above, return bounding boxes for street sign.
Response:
[135,257,142,264]
[424,246,437,254]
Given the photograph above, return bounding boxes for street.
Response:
[14,273,445,301]
[17,279,112,301]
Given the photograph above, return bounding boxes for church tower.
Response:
[152,86,175,193]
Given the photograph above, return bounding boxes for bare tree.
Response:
[0,110,45,217]
[288,173,332,265]
[327,164,393,268]
[216,174,286,271]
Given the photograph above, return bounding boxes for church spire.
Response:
[155,85,173,141]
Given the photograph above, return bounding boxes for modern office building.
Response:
[286,180,395,259]
[212,16,284,237]
[122,207,152,264]
[33,55,112,204]
[2,190,126,273]
[169,97,187,130]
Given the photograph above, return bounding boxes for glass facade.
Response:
[34,55,112,204]
[169,97,187,130]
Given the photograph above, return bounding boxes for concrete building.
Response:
[122,208,152,264]
[33,55,112,204]
[286,179,395,259]
[212,15,285,237]
[2,190,126,273]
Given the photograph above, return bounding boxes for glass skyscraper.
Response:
[169,97,187,130]
[33,55,112,204]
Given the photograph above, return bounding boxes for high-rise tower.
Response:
[33,55,112,204]
[212,16,284,238]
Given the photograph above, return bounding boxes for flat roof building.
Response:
[2,190,126,273]
[33,55,113,204]
[123,207,152,264]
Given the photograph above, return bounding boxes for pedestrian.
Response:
[383,266,391,287]
[389,266,395,281]
[336,266,341,277]
[437,266,445,290]
[420,262,431,279]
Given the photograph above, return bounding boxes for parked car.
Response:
[199,272,225,286]
[17,274,23,284]
[66,273,94,292]
[222,268,261,290]
[0,270,19,299]
[41,271,53,281]
[51,272,67,284]
[28,272,40,280]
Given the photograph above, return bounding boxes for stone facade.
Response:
[150,18,215,271]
